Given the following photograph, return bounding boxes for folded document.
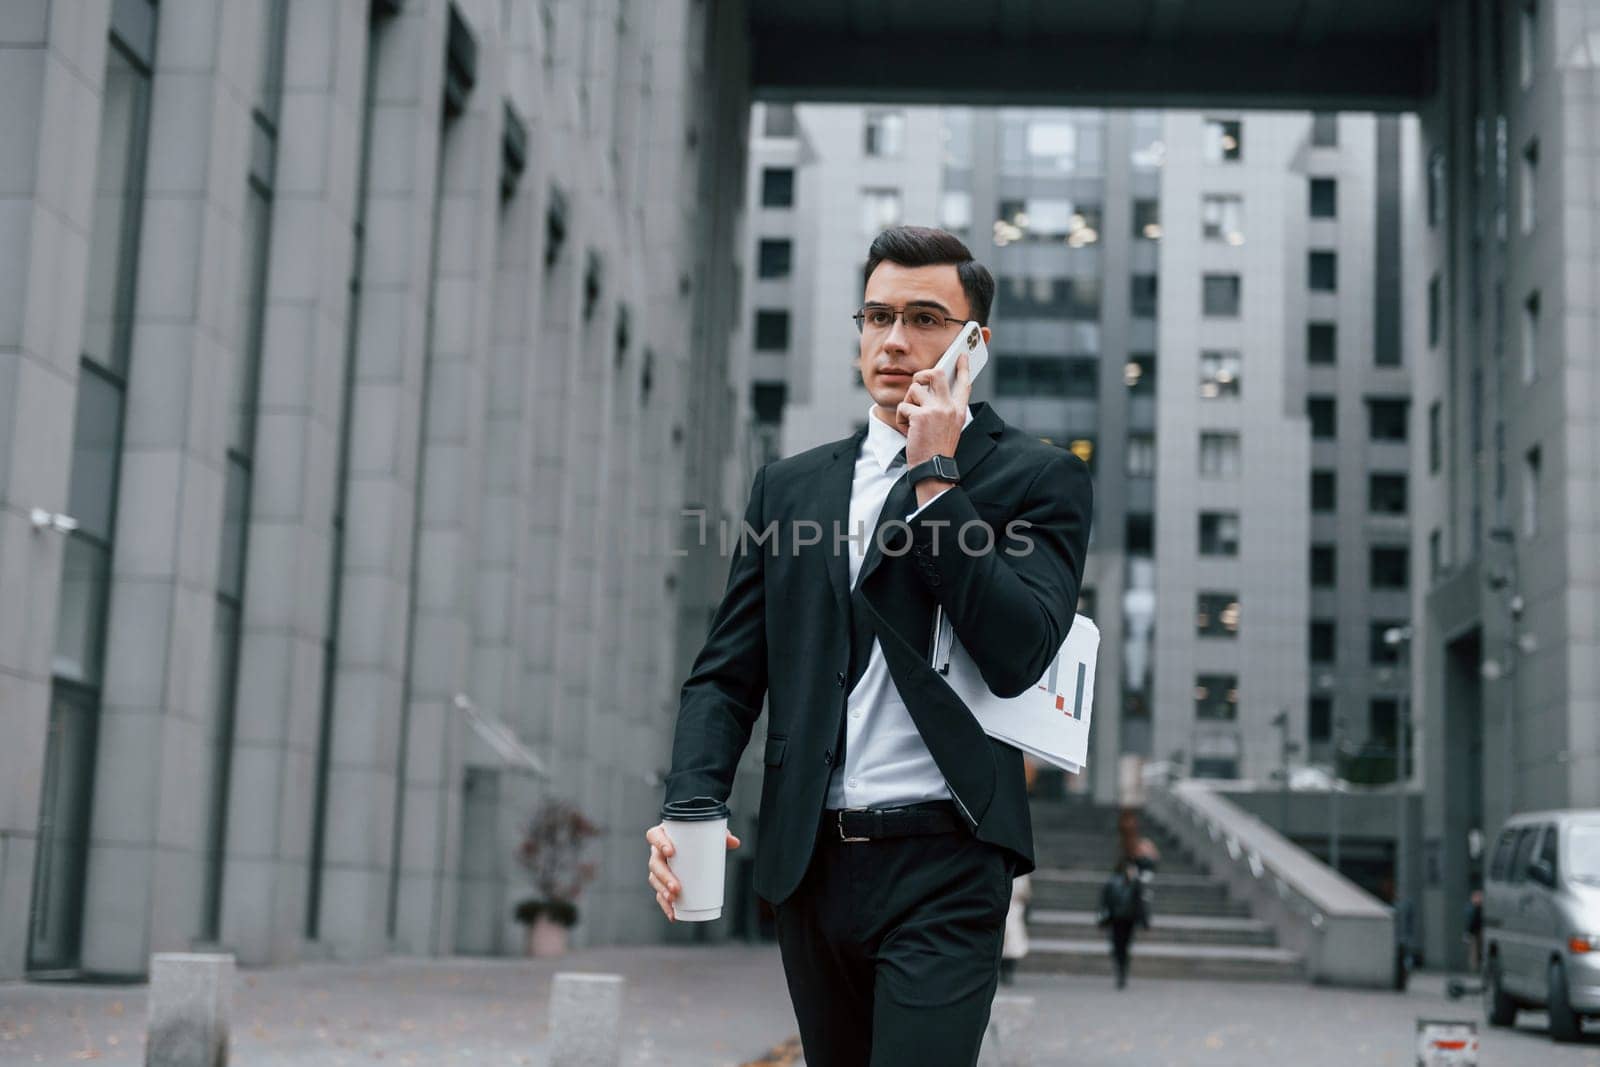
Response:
[932,612,1099,774]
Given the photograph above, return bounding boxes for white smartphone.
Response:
[933,320,988,385]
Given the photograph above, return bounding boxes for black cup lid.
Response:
[660,796,730,822]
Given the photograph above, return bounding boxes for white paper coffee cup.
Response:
[659,796,730,922]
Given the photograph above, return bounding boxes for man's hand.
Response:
[645,823,741,922]
[899,351,971,506]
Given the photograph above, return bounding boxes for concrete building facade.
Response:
[0,0,749,979]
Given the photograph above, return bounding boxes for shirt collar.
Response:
[862,405,975,474]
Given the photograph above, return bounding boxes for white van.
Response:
[1482,810,1600,1042]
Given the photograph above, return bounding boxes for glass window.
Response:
[1490,829,1518,880]
[1309,177,1337,218]
[1370,697,1399,738]
[1428,275,1441,347]
[1125,513,1153,552]
[1065,436,1096,471]
[1308,395,1337,439]
[998,275,1099,320]
[1311,112,1339,147]
[1125,353,1155,395]
[1369,473,1408,515]
[1026,120,1076,165]
[1429,528,1443,579]
[1309,250,1337,292]
[751,382,786,423]
[1371,546,1409,589]
[1202,118,1242,162]
[939,190,972,236]
[1130,111,1164,169]
[942,108,973,168]
[1126,433,1156,477]
[995,198,1101,246]
[1201,194,1244,245]
[1520,3,1537,88]
[754,309,789,351]
[1367,398,1409,442]
[1523,446,1542,538]
[1311,544,1336,587]
[1130,274,1157,318]
[1520,138,1538,233]
[1133,199,1161,240]
[1428,150,1446,228]
[1510,827,1541,884]
[1198,511,1239,556]
[1308,321,1336,364]
[64,369,125,544]
[1309,696,1333,741]
[1310,620,1336,662]
[82,42,152,376]
[1198,432,1240,478]
[1428,402,1441,473]
[995,355,1096,398]
[1370,622,1406,664]
[1196,592,1240,638]
[860,188,902,235]
[756,238,791,279]
[760,167,794,208]
[762,103,796,138]
[52,537,112,686]
[864,109,906,157]
[1199,349,1241,399]
[1312,470,1336,512]
[1522,291,1540,384]
[1194,674,1239,720]
[1537,822,1559,879]
[1202,273,1240,316]
[217,459,250,601]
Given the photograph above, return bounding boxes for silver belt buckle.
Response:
[838,808,871,843]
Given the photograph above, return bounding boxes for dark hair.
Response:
[863,226,994,325]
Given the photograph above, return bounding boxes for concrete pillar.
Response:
[145,952,233,1067]
[547,972,625,1067]
[0,0,114,979]
[79,0,268,975]
[218,0,370,969]
[318,0,446,961]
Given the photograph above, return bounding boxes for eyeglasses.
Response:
[852,304,966,336]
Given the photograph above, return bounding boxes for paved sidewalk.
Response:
[2,945,1598,1065]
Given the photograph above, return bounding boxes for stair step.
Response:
[1028,909,1278,947]
[1022,938,1304,982]
[1032,869,1218,890]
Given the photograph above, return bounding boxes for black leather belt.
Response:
[823,801,963,843]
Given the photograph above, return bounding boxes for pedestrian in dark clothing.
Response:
[1097,859,1150,989]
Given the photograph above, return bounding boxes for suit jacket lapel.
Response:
[819,428,864,619]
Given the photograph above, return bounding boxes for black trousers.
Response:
[1109,919,1136,981]
[774,823,1011,1067]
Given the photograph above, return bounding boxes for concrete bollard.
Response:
[548,972,626,1066]
[977,993,1035,1067]
[145,952,234,1067]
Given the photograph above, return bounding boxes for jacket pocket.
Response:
[763,735,788,767]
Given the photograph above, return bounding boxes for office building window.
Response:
[1126,433,1156,477]
[1202,118,1242,162]
[1202,273,1241,316]
[1198,432,1241,478]
[1311,112,1339,147]
[1523,445,1542,538]
[1311,544,1336,587]
[1126,353,1155,394]
[1199,511,1239,556]
[999,275,1099,320]
[1429,528,1443,579]
[1428,274,1441,347]
[1308,395,1336,439]
[763,103,797,137]
[1309,696,1333,742]
[1309,177,1337,218]
[1134,198,1161,240]
[1199,349,1241,399]
[996,198,1102,246]
[1368,473,1408,515]
[1125,513,1154,553]
[1310,620,1336,663]
[861,188,902,235]
[757,238,792,279]
[1521,139,1538,233]
[1428,150,1446,228]
[864,109,905,157]
[1370,698,1400,739]
[1131,274,1158,317]
[1520,2,1537,88]
[1371,546,1409,589]
[1066,436,1097,471]
[1201,194,1244,245]
[1369,624,1405,665]
[1197,592,1241,638]
[1311,469,1336,512]
[995,355,1097,398]
[1309,250,1337,291]
[1308,321,1336,364]
[754,309,790,351]
[1428,402,1441,472]
[1130,111,1164,169]
[1522,291,1540,383]
[1195,674,1239,720]
[1367,398,1409,442]
[939,190,972,236]
[761,167,794,207]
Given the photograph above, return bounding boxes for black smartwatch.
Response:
[906,454,960,486]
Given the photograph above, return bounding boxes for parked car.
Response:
[1481,810,1600,1042]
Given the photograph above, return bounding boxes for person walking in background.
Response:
[1000,871,1031,985]
[1098,858,1150,990]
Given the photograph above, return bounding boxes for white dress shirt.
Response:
[825,405,973,810]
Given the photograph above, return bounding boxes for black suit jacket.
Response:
[664,402,1093,906]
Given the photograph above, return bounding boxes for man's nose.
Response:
[882,315,911,351]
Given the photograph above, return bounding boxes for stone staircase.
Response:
[1020,802,1304,982]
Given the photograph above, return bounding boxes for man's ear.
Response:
[980,325,991,345]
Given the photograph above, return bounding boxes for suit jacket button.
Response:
[823,750,834,766]
[835,671,846,687]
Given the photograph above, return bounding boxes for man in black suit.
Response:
[646,226,1092,1066]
